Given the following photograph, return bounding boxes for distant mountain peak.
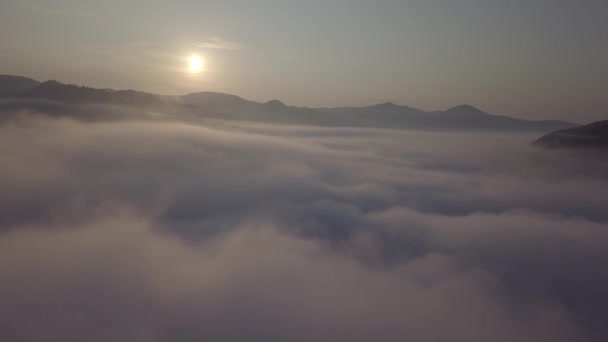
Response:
[264,99,286,107]
[534,120,608,149]
[260,99,288,113]
[0,75,41,97]
[371,102,398,109]
[185,91,242,98]
[183,91,248,102]
[13,79,173,109]
[0,75,40,83]
[446,104,483,112]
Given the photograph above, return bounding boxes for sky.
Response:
[0,0,607,121]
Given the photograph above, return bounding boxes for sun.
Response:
[188,55,204,73]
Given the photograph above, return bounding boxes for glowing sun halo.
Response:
[188,55,204,73]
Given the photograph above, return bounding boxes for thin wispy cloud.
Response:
[193,37,243,51]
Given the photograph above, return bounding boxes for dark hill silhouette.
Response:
[0,75,577,132]
[318,103,430,128]
[182,92,330,124]
[0,75,40,97]
[182,92,255,109]
[369,102,402,110]
[261,100,287,111]
[319,103,574,132]
[423,105,573,131]
[20,81,177,110]
[534,120,608,149]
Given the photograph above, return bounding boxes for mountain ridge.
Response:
[534,120,608,149]
[0,75,578,132]
[0,75,41,97]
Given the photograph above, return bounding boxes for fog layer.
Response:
[1,105,607,341]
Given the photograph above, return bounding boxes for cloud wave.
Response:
[0,106,607,341]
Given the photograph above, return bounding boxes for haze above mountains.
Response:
[0,75,577,133]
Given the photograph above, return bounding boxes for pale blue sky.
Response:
[1,0,606,121]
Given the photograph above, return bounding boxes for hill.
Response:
[18,80,177,110]
[316,103,574,132]
[0,75,40,97]
[534,120,608,149]
[0,75,578,132]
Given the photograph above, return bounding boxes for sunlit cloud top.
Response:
[193,37,243,51]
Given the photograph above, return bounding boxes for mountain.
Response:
[0,75,578,132]
[261,99,288,112]
[318,103,575,132]
[182,92,255,109]
[426,105,574,132]
[0,75,40,97]
[181,92,331,124]
[18,80,177,110]
[534,120,608,149]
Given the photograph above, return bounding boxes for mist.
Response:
[1,104,607,341]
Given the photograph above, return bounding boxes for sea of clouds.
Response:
[1,101,607,341]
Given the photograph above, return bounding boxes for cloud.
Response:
[0,218,584,342]
[193,37,243,51]
[0,105,607,341]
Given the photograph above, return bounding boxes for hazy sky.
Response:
[1,0,606,121]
